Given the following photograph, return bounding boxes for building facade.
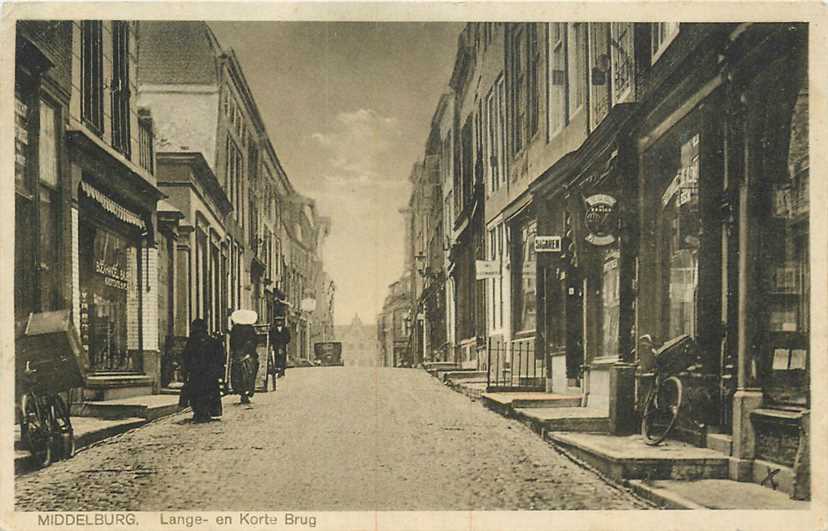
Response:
[384,21,811,499]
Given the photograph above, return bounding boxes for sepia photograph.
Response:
[3,4,826,530]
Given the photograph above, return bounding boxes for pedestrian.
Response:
[181,319,224,423]
[229,310,259,404]
[269,316,291,378]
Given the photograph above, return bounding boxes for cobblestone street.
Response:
[16,367,649,511]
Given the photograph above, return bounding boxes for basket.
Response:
[653,334,700,376]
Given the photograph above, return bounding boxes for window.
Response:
[461,116,474,209]
[611,22,635,103]
[548,23,567,137]
[652,22,679,62]
[567,22,587,119]
[248,143,259,249]
[487,90,497,193]
[38,100,62,310]
[765,87,809,405]
[225,136,243,221]
[514,219,537,333]
[658,133,701,339]
[111,21,131,157]
[600,251,621,357]
[81,21,104,133]
[79,223,136,371]
[39,100,58,187]
[496,76,507,187]
[528,24,541,138]
[138,117,154,173]
[589,23,611,130]
[511,25,527,154]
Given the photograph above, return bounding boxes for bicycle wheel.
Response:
[641,376,683,446]
[51,394,75,460]
[20,393,52,468]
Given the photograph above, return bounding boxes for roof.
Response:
[137,22,221,85]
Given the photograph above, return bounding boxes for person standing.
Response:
[229,311,259,404]
[182,319,224,423]
[270,317,291,378]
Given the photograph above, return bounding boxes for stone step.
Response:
[547,432,729,482]
[481,392,582,416]
[628,479,810,510]
[705,431,733,456]
[72,394,182,421]
[512,407,609,435]
[440,370,486,382]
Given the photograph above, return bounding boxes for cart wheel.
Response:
[52,394,75,460]
[21,394,53,468]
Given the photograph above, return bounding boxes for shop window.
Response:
[514,219,537,333]
[81,21,104,134]
[548,23,567,138]
[80,223,138,372]
[765,88,809,405]
[111,21,131,158]
[658,133,701,340]
[651,22,679,63]
[567,23,587,119]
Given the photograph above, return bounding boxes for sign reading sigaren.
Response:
[535,236,562,253]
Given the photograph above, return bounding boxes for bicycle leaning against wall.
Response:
[638,334,701,446]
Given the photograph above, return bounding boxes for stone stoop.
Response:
[481,392,583,417]
[447,380,487,401]
[627,479,810,510]
[512,407,609,436]
[547,432,729,483]
[439,370,486,383]
[73,394,183,421]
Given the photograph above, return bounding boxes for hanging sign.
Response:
[475,260,500,280]
[583,194,618,246]
[535,236,562,253]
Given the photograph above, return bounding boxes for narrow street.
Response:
[16,367,648,511]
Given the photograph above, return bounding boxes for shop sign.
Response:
[583,194,618,246]
[535,236,562,253]
[94,230,129,291]
[475,260,500,279]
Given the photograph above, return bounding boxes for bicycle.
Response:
[639,335,695,446]
[18,360,75,468]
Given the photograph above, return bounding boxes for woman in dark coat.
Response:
[182,319,224,423]
[230,322,258,404]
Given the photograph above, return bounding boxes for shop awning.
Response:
[80,181,146,230]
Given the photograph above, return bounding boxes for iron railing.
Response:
[486,338,545,392]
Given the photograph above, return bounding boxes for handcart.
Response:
[15,310,88,468]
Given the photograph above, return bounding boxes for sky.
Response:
[209,22,463,326]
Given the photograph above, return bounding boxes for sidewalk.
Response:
[15,394,184,475]
[428,366,811,510]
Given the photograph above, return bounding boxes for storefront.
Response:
[637,102,723,439]
[78,181,151,374]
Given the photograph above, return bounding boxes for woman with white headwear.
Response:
[229,309,259,404]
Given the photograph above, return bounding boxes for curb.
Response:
[15,406,186,476]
